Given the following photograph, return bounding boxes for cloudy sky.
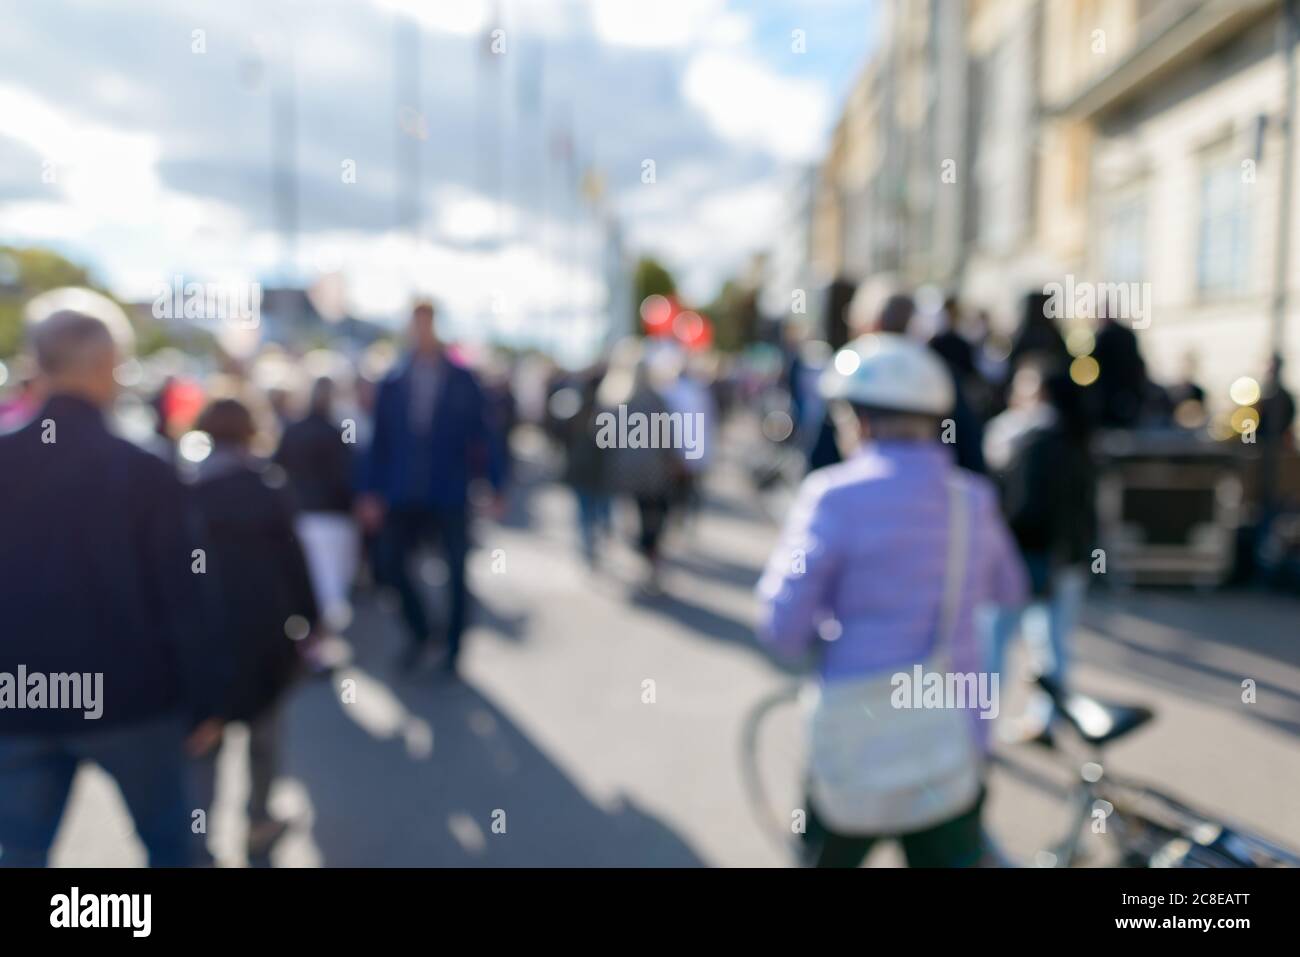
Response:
[0,0,875,357]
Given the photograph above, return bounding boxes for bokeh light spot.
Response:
[1229,376,1260,406]
[1069,355,1100,387]
[177,430,213,463]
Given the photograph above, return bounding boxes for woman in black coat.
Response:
[982,364,1096,737]
[190,398,318,861]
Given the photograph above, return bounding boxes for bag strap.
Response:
[934,472,971,661]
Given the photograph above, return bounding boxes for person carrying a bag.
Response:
[756,332,1028,868]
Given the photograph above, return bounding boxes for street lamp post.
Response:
[395,15,421,241]
[1272,0,1297,363]
[1264,0,1299,514]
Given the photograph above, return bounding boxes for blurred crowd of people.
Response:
[784,291,1295,472]
[0,278,1295,870]
[0,292,517,867]
[545,339,719,593]
[0,284,743,868]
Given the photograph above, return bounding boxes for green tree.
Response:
[706,278,760,352]
[0,247,100,357]
[0,245,194,359]
[632,255,676,333]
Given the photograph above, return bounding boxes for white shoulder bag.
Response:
[806,473,982,835]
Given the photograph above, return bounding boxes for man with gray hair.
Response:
[0,290,227,867]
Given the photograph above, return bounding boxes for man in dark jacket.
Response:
[928,295,978,384]
[356,302,506,675]
[0,298,226,867]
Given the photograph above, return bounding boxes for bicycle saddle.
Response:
[1035,675,1154,747]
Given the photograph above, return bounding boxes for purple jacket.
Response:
[756,441,1027,703]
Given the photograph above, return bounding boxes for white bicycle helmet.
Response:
[820,332,954,416]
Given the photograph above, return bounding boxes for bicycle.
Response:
[739,675,1300,867]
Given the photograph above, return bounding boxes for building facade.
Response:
[794,0,1300,411]
[1053,0,1297,403]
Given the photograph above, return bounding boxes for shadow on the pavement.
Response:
[663,551,764,591]
[630,588,751,643]
[492,445,561,533]
[279,602,705,867]
[1079,590,1300,739]
[628,589,804,678]
[495,470,539,532]
[474,595,529,643]
[696,484,775,526]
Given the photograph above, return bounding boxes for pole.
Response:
[1264,0,1298,513]
[395,16,420,241]
[273,40,298,285]
[1272,0,1297,359]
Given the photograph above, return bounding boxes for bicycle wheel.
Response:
[981,746,1124,867]
[738,683,809,861]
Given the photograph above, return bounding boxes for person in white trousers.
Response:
[274,377,360,640]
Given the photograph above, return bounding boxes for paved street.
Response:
[52,429,1300,867]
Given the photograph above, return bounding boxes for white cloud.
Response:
[682,50,829,162]
[370,0,489,36]
[0,84,245,235]
[628,177,786,302]
[709,12,754,48]
[432,186,508,244]
[588,0,728,49]
[325,228,607,353]
[0,0,863,341]
[0,200,95,240]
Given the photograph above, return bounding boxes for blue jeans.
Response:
[984,564,1087,686]
[575,491,611,564]
[0,713,203,867]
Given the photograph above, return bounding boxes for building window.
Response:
[976,28,1033,254]
[1100,188,1146,283]
[1196,147,1252,298]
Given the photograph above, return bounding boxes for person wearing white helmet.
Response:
[756,332,1027,868]
[819,330,956,420]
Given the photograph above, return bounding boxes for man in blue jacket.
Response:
[357,302,506,676]
[0,294,226,867]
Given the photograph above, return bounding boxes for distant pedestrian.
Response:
[479,352,517,491]
[356,302,506,676]
[275,376,359,637]
[598,344,682,594]
[1008,291,1069,376]
[927,295,987,475]
[983,361,1096,739]
[1258,354,1297,447]
[559,371,613,568]
[929,295,978,384]
[1089,297,1148,429]
[0,362,39,431]
[654,348,717,525]
[190,397,319,862]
